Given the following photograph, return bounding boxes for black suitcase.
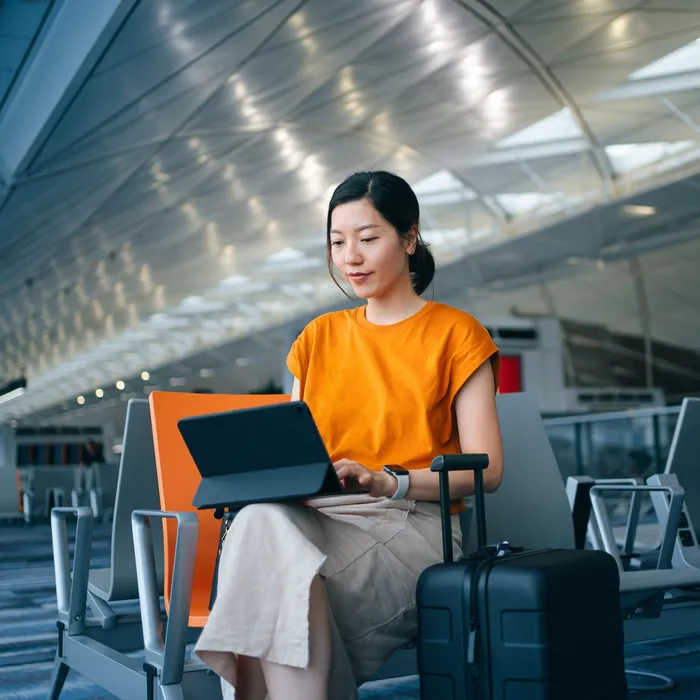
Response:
[416,454,628,700]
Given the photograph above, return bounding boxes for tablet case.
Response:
[178,401,364,510]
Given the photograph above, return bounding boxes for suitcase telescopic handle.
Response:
[431,454,489,562]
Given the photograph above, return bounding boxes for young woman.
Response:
[195,171,503,700]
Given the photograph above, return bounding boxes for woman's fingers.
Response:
[333,460,378,490]
[334,464,353,480]
[333,459,359,478]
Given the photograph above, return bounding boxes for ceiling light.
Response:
[95,388,104,398]
[621,204,656,217]
[116,380,125,390]
[77,396,85,405]
[141,371,150,381]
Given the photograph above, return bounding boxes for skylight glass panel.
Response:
[629,38,700,80]
[421,228,469,247]
[605,141,695,174]
[413,170,476,206]
[496,108,582,149]
[495,192,571,216]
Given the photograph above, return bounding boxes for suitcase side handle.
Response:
[431,454,489,562]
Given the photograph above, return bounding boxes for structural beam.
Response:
[0,0,139,185]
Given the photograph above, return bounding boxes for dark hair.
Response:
[326,171,435,296]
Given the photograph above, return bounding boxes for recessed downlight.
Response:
[621,204,656,217]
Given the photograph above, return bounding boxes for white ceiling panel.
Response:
[4,0,700,420]
[513,15,626,63]
[95,0,262,73]
[515,0,642,20]
[552,12,700,69]
[33,0,302,167]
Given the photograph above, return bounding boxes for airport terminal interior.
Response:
[2,0,700,698]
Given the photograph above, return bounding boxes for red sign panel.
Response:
[498,355,522,394]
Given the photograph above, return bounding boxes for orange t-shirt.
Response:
[286,301,500,511]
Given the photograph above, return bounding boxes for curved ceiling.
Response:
[0,0,53,115]
[2,0,700,421]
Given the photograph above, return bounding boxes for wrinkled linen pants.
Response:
[194,494,462,699]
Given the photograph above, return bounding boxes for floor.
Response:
[1,520,699,699]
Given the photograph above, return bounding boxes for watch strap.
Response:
[387,470,410,500]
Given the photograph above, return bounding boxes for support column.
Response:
[628,257,654,389]
[540,283,577,386]
[0,424,20,518]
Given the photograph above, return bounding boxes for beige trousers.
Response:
[194,494,462,699]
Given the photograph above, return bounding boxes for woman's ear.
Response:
[404,226,419,255]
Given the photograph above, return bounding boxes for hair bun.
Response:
[409,238,435,296]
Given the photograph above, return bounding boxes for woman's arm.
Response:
[291,377,300,402]
[403,358,503,501]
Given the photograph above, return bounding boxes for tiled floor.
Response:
[1,520,699,699]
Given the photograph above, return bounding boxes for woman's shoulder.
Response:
[427,302,491,337]
[296,308,355,339]
[288,310,355,378]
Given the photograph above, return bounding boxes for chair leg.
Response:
[159,683,185,700]
[48,655,70,700]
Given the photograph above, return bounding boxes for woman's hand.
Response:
[333,459,397,499]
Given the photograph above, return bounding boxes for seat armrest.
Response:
[567,476,644,552]
[51,506,94,634]
[589,484,684,572]
[132,509,198,685]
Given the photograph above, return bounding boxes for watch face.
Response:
[384,464,409,476]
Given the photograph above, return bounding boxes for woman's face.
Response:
[329,199,414,299]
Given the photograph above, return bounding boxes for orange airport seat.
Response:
[149,391,290,627]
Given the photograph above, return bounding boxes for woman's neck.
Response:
[364,278,427,326]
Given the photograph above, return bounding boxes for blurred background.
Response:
[2,0,699,492]
[2,2,700,697]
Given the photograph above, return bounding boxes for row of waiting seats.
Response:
[47,393,700,699]
[19,464,119,523]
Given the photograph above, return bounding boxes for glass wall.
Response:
[544,407,681,482]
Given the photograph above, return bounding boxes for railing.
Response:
[544,405,682,483]
[544,405,683,526]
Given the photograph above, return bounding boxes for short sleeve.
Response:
[448,319,500,400]
[285,320,316,381]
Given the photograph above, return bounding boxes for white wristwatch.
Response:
[383,465,410,500]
